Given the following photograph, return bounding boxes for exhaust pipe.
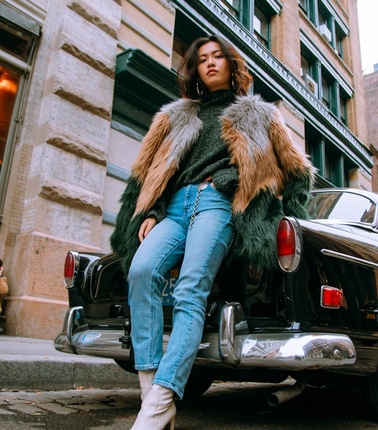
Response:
[267,379,308,406]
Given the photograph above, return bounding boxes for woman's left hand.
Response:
[138,216,157,242]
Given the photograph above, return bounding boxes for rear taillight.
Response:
[277,217,301,272]
[64,251,80,288]
[321,285,344,309]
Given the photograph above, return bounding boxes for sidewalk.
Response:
[0,335,138,391]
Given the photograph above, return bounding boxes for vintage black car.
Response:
[55,187,378,417]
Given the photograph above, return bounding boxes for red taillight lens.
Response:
[321,286,344,308]
[277,219,296,257]
[64,251,79,288]
[277,218,300,271]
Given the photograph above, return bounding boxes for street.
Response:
[0,380,376,429]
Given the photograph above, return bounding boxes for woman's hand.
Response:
[138,216,157,242]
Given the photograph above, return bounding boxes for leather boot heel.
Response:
[162,402,176,430]
[163,417,175,430]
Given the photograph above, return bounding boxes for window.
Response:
[335,25,344,60]
[214,0,276,50]
[321,76,330,108]
[305,123,355,188]
[253,6,270,48]
[218,0,240,18]
[339,94,347,126]
[318,4,333,44]
[298,0,309,13]
[0,20,35,62]
[301,55,310,78]
[113,49,178,135]
[300,1,347,58]
[301,48,318,96]
[300,43,350,123]
[0,4,40,221]
[300,0,315,22]
[321,68,340,116]
[0,66,20,170]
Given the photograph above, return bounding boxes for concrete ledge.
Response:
[0,336,139,390]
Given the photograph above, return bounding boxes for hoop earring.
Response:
[231,73,236,91]
[196,80,204,97]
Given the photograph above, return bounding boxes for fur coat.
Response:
[110,94,315,274]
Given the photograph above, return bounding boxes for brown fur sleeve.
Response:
[132,112,172,182]
[269,110,315,182]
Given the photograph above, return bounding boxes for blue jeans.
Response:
[128,184,234,399]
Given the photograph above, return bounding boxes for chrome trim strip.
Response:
[321,248,378,269]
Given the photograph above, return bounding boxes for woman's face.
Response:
[197,41,231,92]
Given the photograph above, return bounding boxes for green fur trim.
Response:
[230,191,283,270]
[110,177,144,275]
[282,169,312,220]
[229,170,312,270]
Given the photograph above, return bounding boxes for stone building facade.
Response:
[364,67,378,191]
[0,0,371,339]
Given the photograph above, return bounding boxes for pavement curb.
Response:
[0,336,139,391]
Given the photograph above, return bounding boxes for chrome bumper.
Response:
[55,303,356,370]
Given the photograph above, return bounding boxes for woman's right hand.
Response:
[138,216,157,242]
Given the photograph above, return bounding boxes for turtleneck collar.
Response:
[200,89,236,106]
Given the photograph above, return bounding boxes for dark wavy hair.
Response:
[177,35,253,100]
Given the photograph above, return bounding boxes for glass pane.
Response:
[301,56,310,78]
[307,192,377,224]
[0,66,20,171]
[94,260,128,302]
[299,0,308,12]
[218,0,239,17]
[339,96,347,125]
[224,0,239,8]
[0,20,33,61]
[335,32,343,58]
[322,77,329,106]
[253,7,269,47]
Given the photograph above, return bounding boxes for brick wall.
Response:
[364,71,378,192]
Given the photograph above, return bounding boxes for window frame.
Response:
[0,9,40,223]
[253,4,270,49]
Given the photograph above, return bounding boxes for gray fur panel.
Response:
[222,95,276,156]
[161,99,203,167]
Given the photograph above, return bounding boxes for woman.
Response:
[110,35,315,430]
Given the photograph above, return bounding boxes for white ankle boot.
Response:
[130,384,176,430]
[138,369,156,401]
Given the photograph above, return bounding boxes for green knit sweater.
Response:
[173,89,238,195]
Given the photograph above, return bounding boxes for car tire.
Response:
[114,359,137,374]
[362,372,378,419]
[183,369,214,400]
